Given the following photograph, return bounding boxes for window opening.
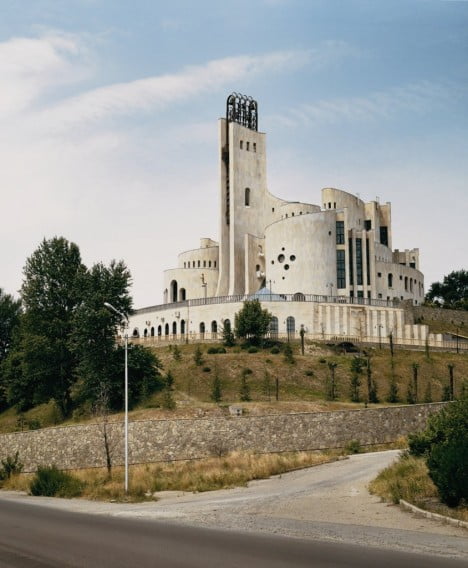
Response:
[336,250,346,289]
[245,187,250,206]
[336,221,345,244]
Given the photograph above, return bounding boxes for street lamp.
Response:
[104,302,129,493]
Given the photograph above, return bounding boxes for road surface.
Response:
[1,450,466,567]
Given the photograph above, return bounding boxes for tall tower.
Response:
[216,93,271,296]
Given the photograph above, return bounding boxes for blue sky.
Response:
[1,0,467,307]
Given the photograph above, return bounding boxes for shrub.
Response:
[247,346,258,354]
[345,440,361,454]
[270,346,280,354]
[202,366,211,373]
[30,466,84,498]
[0,452,23,482]
[207,346,227,354]
[283,343,295,364]
[194,345,204,366]
[408,399,468,507]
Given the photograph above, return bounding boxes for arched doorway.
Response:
[269,316,278,339]
[172,321,177,336]
[180,319,186,334]
[211,320,218,339]
[199,322,205,339]
[286,316,295,340]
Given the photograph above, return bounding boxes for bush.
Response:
[30,466,84,498]
[408,399,468,507]
[270,346,280,354]
[247,346,258,354]
[0,452,23,482]
[207,346,226,354]
[202,366,211,373]
[345,440,361,454]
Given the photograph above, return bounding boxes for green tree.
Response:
[222,320,235,347]
[4,237,85,415]
[234,300,272,346]
[210,371,222,403]
[72,260,133,409]
[425,269,468,310]
[326,362,338,401]
[193,345,204,366]
[0,289,21,410]
[283,343,295,365]
[239,370,251,402]
[349,357,365,402]
[408,399,468,507]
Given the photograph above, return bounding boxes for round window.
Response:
[278,254,285,263]
[284,264,290,270]
[290,255,296,261]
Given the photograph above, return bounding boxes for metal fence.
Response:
[135,293,396,316]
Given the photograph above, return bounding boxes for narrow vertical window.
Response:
[356,238,363,285]
[336,221,345,244]
[240,140,243,149]
[366,238,371,285]
[348,238,354,285]
[337,250,346,289]
[380,226,388,246]
[253,142,256,152]
[245,187,250,206]
[246,141,250,151]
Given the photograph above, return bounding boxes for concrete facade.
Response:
[132,93,430,345]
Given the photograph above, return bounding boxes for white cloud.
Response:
[0,33,91,117]
[268,81,460,127]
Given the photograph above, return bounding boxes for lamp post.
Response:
[104,302,129,494]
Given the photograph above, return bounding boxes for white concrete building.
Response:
[130,93,436,346]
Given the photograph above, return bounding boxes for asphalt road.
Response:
[0,498,466,568]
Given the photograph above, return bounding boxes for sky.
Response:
[0,0,467,308]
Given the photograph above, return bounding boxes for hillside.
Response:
[1,338,466,434]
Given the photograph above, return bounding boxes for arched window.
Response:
[157,325,162,336]
[172,321,177,335]
[388,273,393,288]
[245,187,250,207]
[170,280,178,303]
[269,316,278,339]
[211,320,217,338]
[165,323,169,336]
[223,319,231,334]
[151,327,155,337]
[132,328,139,337]
[181,319,186,334]
[199,322,205,339]
[179,288,186,301]
[286,316,295,339]
[293,292,305,301]
[144,328,148,337]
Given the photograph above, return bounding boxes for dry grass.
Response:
[78,450,339,501]
[2,450,337,502]
[369,454,468,523]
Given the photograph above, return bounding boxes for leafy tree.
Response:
[425,269,468,310]
[222,320,235,347]
[408,399,468,507]
[349,357,365,402]
[239,369,251,402]
[4,238,85,414]
[193,345,204,366]
[0,289,21,365]
[172,345,182,361]
[71,260,133,409]
[210,371,222,403]
[326,361,338,401]
[283,343,295,364]
[234,300,272,346]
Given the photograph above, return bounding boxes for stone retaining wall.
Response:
[0,403,446,472]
